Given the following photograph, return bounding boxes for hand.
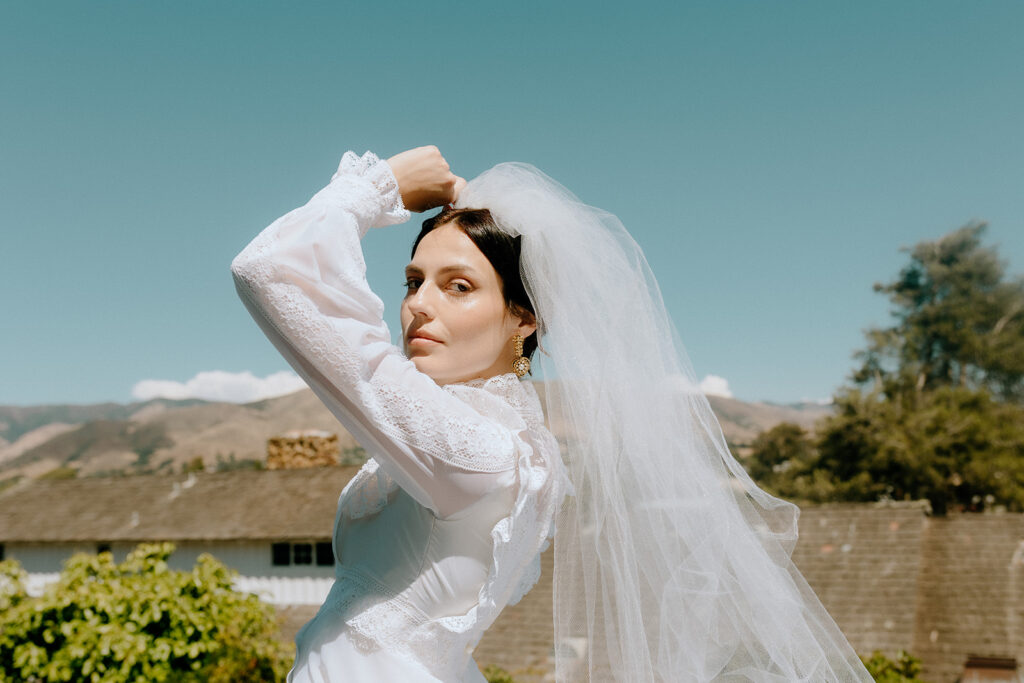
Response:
[386,145,466,213]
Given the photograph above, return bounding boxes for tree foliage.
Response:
[0,543,292,682]
[745,222,1024,514]
[853,221,1024,401]
[749,386,1024,514]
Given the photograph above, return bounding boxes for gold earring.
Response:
[511,334,530,378]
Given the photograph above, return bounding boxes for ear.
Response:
[513,309,538,340]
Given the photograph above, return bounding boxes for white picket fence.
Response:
[19,572,334,606]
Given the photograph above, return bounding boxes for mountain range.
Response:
[0,384,833,486]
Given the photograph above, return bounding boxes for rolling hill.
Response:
[0,384,833,484]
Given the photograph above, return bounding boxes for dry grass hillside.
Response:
[0,383,833,484]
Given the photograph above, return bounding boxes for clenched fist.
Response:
[386,146,467,213]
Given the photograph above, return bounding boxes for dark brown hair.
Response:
[411,207,538,367]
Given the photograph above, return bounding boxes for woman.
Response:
[231,146,874,682]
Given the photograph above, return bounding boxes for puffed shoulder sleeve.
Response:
[229,150,519,520]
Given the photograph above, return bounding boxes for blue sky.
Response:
[2,1,1021,407]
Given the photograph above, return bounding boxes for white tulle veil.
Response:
[453,163,874,682]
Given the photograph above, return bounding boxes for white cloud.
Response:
[659,372,735,399]
[132,370,308,404]
[699,374,733,398]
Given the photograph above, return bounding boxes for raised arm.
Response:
[229,149,519,519]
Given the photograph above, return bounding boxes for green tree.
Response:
[746,422,815,483]
[815,384,1024,514]
[853,221,1024,402]
[826,223,1024,513]
[743,422,839,503]
[0,543,292,682]
[744,223,1024,514]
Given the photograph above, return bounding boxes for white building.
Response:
[0,466,360,606]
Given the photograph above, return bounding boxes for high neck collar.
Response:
[444,371,521,389]
[442,372,545,426]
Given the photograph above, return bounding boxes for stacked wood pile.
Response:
[266,430,340,469]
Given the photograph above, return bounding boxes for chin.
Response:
[409,355,440,379]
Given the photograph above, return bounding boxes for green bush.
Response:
[481,664,517,682]
[0,543,292,682]
[861,649,928,682]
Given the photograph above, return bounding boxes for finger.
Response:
[452,176,467,203]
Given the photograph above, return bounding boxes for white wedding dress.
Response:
[230,150,572,682]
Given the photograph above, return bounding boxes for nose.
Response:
[405,281,438,320]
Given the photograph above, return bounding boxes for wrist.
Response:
[324,151,411,230]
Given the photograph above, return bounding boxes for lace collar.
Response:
[445,371,520,390]
[442,372,545,425]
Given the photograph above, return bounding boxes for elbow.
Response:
[229,250,254,281]
[229,253,268,309]
[229,249,266,293]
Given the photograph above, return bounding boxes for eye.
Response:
[449,281,471,293]
[402,278,421,291]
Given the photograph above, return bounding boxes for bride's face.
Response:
[401,222,536,385]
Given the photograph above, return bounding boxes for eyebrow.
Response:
[404,263,479,276]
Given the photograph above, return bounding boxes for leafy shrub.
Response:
[861,649,928,682]
[0,543,292,682]
[482,664,517,683]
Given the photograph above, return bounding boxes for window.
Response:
[0,544,4,561]
[97,543,111,555]
[316,542,334,566]
[292,543,313,565]
[270,541,332,567]
[271,542,290,566]
[962,655,1020,683]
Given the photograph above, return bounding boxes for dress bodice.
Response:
[335,462,516,620]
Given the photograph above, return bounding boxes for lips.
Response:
[408,330,442,343]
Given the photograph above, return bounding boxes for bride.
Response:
[230,145,874,682]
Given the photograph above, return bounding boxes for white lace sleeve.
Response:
[229,150,519,519]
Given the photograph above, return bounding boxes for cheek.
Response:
[449,299,507,346]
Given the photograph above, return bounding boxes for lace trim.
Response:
[332,150,409,229]
[443,374,547,464]
[317,564,429,660]
[508,529,554,607]
[408,424,567,673]
[368,374,519,473]
[335,375,546,522]
[443,372,543,421]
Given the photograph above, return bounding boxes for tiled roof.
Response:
[0,467,358,542]
[912,513,1024,682]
